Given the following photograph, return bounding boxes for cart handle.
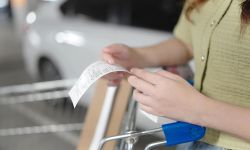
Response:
[162,121,206,146]
[98,121,205,149]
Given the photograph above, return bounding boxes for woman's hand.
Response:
[102,44,141,85]
[128,68,205,124]
[128,68,250,141]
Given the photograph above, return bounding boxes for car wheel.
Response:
[39,58,72,110]
[39,58,61,82]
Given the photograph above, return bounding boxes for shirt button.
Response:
[210,20,216,27]
[201,56,205,61]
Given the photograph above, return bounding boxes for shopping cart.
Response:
[0,79,205,150]
[0,79,83,137]
[97,98,206,150]
[94,78,206,150]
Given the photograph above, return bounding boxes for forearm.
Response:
[196,96,250,141]
[133,38,193,68]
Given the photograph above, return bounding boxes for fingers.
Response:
[108,79,122,86]
[102,44,126,58]
[156,70,178,79]
[138,103,156,115]
[156,70,184,82]
[128,76,155,95]
[104,72,124,80]
[133,90,159,115]
[102,53,115,64]
[102,44,121,65]
[102,44,128,65]
[102,44,123,54]
[103,72,126,86]
[133,89,153,107]
[130,68,164,85]
[101,44,131,85]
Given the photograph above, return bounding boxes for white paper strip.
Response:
[69,61,166,124]
[69,61,129,107]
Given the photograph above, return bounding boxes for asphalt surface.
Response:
[0,18,83,150]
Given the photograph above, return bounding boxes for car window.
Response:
[60,0,111,21]
[60,0,183,31]
[0,0,8,8]
[129,0,183,31]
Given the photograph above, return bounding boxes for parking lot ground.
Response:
[0,19,83,150]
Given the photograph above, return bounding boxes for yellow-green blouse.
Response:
[174,0,250,149]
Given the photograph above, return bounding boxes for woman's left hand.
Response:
[128,68,205,124]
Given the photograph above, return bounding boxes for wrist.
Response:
[187,92,211,126]
[133,47,159,68]
[194,94,218,128]
[131,47,148,68]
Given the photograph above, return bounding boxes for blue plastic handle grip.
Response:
[162,121,206,146]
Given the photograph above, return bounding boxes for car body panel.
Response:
[23,1,175,130]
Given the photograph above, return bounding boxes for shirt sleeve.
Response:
[173,2,193,47]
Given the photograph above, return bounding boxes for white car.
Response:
[0,0,11,19]
[22,0,182,129]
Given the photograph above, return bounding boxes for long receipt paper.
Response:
[69,61,158,122]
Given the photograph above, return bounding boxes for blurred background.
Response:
[0,0,184,149]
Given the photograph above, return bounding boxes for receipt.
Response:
[139,109,158,123]
[69,61,161,123]
[69,61,129,107]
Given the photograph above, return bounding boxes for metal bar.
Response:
[0,79,75,96]
[144,140,166,150]
[0,90,69,105]
[127,142,134,150]
[98,133,133,149]
[0,123,83,136]
[124,99,137,131]
[129,128,162,141]
[98,128,162,150]
[120,95,138,150]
